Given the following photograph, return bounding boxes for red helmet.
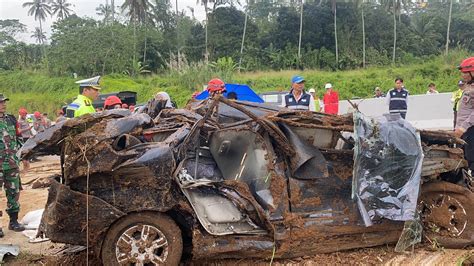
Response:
[19,108,28,115]
[104,96,122,108]
[459,57,474,73]
[207,78,226,93]
[34,111,41,118]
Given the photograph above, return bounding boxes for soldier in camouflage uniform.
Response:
[0,93,25,238]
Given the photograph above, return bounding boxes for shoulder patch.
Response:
[67,103,80,109]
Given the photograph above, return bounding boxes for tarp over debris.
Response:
[352,112,424,226]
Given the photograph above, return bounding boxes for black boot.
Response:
[0,227,4,238]
[8,212,25,232]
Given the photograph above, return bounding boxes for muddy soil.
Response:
[2,156,473,265]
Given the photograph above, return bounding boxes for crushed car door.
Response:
[177,124,289,236]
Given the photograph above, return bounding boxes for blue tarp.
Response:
[195,84,264,103]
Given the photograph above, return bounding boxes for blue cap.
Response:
[291,75,305,84]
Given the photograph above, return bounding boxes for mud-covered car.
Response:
[21,96,474,265]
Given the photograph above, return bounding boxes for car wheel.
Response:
[101,212,183,266]
[419,181,474,248]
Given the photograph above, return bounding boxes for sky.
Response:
[0,0,209,43]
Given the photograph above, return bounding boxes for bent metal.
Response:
[21,95,474,264]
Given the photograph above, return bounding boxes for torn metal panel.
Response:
[38,178,125,248]
[278,123,329,179]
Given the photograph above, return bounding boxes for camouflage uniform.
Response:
[0,114,21,216]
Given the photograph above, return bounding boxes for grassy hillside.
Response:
[0,50,468,119]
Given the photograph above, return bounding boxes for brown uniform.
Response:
[456,83,474,170]
[456,83,474,131]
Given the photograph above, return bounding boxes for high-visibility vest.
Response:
[388,88,408,115]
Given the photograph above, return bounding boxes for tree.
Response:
[298,0,303,59]
[0,19,26,47]
[51,0,73,21]
[197,0,215,62]
[208,6,258,60]
[239,0,250,70]
[121,0,153,63]
[22,0,52,39]
[445,0,453,55]
[31,27,46,44]
[380,0,409,63]
[392,0,396,64]
[332,0,338,66]
[96,3,113,24]
[354,0,368,68]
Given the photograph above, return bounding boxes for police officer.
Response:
[66,76,101,118]
[454,57,474,171]
[386,78,409,119]
[282,76,316,111]
[0,94,25,238]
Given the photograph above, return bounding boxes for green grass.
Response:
[0,50,468,119]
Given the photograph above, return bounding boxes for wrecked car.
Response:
[21,96,474,265]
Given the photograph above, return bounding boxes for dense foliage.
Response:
[0,0,473,75]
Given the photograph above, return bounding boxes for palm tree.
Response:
[176,0,181,69]
[121,0,153,64]
[31,27,46,44]
[197,0,215,63]
[96,4,109,22]
[445,0,453,55]
[22,0,52,38]
[392,0,397,64]
[239,0,250,70]
[51,0,73,21]
[111,0,116,23]
[381,0,409,64]
[332,0,338,67]
[298,0,304,59]
[354,0,365,68]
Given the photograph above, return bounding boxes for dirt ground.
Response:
[1,156,473,265]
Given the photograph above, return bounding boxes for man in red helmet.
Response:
[454,57,474,170]
[33,111,46,133]
[104,96,123,110]
[207,78,226,97]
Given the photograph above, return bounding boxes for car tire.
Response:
[101,212,183,266]
[419,181,474,248]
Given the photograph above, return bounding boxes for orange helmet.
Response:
[104,96,122,109]
[459,57,474,73]
[19,108,28,116]
[207,78,226,93]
